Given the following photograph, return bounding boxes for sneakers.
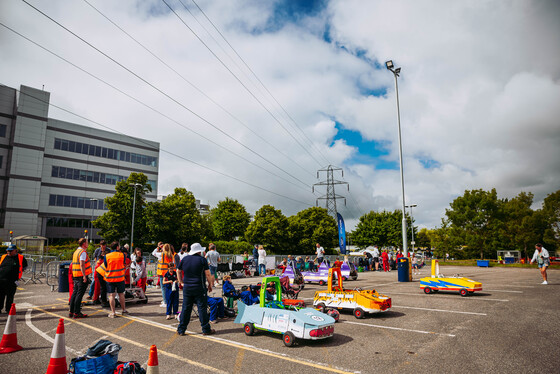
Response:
[542,280,548,285]
[85,296,92,300]
[209,320,217,324]
[166,315,172,320]
[108,313,116,318]
[68,312,75,318]
[202,329,216,336]
[73,312,88,319]
[159,302,167,308]
[117,310,129,315]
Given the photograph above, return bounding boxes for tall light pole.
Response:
[405,204,417,253]
[130,183,142,249]
[89,198,96,242]
[386,60,408,256]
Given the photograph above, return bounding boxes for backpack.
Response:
[114,361,146,374]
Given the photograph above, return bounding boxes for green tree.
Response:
[145,188,203,247]
[211,198,250,241]
[93,173,151,244]
[351,210,413,249]
[287,207,337,254]
[245,205,289,254]
[445,188,503,259]
[542,190,560,252]
[501,192,537,257]
[415,228,432,249]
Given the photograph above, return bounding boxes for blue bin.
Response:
[477,260,490,267]
[504,257,515,264]
[397,258,410,282]
[58,261,71,293]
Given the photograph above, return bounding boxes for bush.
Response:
[206,240,253,254]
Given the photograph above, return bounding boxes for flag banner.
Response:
[337,213,346,254]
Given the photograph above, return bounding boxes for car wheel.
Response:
[460,289,468,297]
[423,287,432,294]
[244,322,255,336]
[319,280,325,286]
[283,331,296,347]
[316,303,326,313]
[353,307,365,319]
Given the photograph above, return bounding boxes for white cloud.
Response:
[1,0,558,233]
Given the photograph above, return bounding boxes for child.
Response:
[222,275,238,308]
[412,255,419,275]
[162,263,179,320]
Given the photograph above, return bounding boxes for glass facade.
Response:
[46,217,92,228]
[48,194,108,210]
[50,166,156,191]
[54,138,158,167]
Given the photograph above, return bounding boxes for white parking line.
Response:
[25,308,82,356]
[392,305,487,316]
[341,320,456,337]
[13,291,33,296]
[483,289,523,293]
[14,296,41,300]
[383,292,509,302]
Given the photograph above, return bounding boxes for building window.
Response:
[48,194,108,210]
[0,124,6,138]
[0,155,3,169]
[50,165,155,190]
[54,138,158,167]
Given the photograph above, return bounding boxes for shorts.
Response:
[106,281,125,294]
[373,257,379,263]
[538,260,550,268]
[412,264,418,269]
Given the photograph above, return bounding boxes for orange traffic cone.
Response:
[146,344,159,374]
[45,319,67,374]
[0,303,22,354]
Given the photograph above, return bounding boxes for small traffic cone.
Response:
[0,303,22,354]
[146,344,159,374]
[45,319,67,374]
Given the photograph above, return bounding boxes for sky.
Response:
[1,0,559,232]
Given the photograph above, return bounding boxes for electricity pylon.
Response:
[313,165,349,219]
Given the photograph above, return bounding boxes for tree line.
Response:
[93,173,559,258]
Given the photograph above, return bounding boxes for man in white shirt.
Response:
[530,243,550,284]
[205,243,220,286]
[316,243,325,264]
[373,245,380,271]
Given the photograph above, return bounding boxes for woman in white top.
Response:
[530,243,550,284]
[257,245,267,276]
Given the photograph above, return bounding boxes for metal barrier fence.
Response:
[22,255,60,285]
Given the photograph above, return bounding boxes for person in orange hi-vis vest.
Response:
[104,242,129,318]
[0,244,28,313]
[155,243,174,307]
[69,238,92,319]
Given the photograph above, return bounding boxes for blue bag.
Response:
[72,354,116,374]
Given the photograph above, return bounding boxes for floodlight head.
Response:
[385,60,394,69]
[395,67,401,74]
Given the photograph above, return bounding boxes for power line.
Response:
[0,21,310,193]
[20,0,312,190]
[161,0,325,168]
[2,83,314,207]
[189,0,331,165]
[80,0,313,179]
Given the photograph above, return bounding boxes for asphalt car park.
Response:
[0,264,558,373]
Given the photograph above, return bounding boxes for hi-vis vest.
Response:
[72,247,92,277]
[0,253,24,279]
[95,259,107,280]
[105,251,125,283]
[157,254,173,276]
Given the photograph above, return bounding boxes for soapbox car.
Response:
[313,268,391,318]
[234,276,335,346]
[420,259,482,296]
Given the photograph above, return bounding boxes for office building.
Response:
[0,84,160,242]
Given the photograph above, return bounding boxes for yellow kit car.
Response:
[420,259,482,296]
[313,267,391,319]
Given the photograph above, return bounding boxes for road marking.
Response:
[384,292,509,302]
[111,319,134,334]
[35,307,358,374]
[13,296,40,300]
[161,331,180,350]
[340,320,456,337]
[25,309,82,356]
[121,314,359,374]
[392,305,487,316]
[233,348,245,374]
[483,289,523,293]
[14,291,33,296]
[34,307,226,374]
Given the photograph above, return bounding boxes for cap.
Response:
[7,244,17,251]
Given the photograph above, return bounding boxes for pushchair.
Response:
[279,276,302,299]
